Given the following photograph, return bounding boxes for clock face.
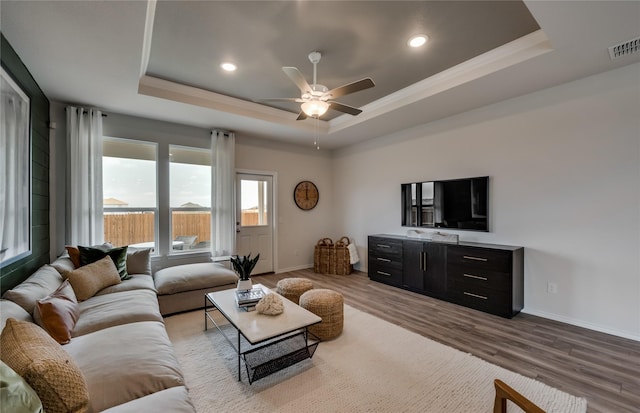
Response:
[294,181,319,210]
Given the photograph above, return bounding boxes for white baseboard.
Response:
[522,308,640,342]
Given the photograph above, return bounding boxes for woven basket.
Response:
[314,238,333,274]
[332,236,353,275]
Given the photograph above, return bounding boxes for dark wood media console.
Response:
[368,235,524,318]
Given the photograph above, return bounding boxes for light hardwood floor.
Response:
[252,269,640,413]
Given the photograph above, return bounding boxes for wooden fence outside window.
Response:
[104,210,263,248]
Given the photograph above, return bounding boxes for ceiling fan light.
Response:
[301,101,329,117]
[220,62,237,72]
[408,35,428,48]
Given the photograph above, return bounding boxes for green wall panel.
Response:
[1,34,50,294]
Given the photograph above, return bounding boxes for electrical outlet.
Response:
[547,282,558,294]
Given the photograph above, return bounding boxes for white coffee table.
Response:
[204,284,321,383]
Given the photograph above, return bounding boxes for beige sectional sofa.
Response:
[153,261,239,315]
[1,253,198,412]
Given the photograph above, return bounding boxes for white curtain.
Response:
[0,76,30,264]
[66,106,104,246]
[211,130,235,257]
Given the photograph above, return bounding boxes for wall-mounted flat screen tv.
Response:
[401,176,489,231]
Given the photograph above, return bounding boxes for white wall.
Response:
[235,137,334,272]
[332,63,640,340]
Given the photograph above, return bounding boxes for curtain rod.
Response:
[211,130,231,137]
[64,107,108,117]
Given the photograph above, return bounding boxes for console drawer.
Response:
[369,237,403,258]
[368,253,403,271]
[448,245,511,273]
[447,266,511,293]
[368,262,403,286]
[447,287,511,317]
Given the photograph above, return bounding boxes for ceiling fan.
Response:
[260,52,375,120]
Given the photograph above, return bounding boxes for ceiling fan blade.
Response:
[282,67,312,94]
[296,111,308,121]
[328,101,363,116]
[326,78,375,99]
[254,98,304,103]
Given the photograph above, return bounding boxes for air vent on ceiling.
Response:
[608,36,640,60]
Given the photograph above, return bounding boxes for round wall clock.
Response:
[293,181,319,210]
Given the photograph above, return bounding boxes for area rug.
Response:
[164,305,587,413]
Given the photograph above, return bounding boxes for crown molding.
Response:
[138,75,329,134]
[329,30,552,134]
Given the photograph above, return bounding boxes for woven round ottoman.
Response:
[299,289,344,341]
[276,278,314,304]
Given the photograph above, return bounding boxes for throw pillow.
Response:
[0,360,43,413]
[126,248,152,275]
[50,256,76,275]
[33,280,80,344]
[0,318,89,413]
[78,245,129,280]
[65,256,121,301]
[2,265,64,315]
[65,246,82,268]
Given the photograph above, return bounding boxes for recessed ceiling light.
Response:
[221,62,237,72]
[408,35,429,48]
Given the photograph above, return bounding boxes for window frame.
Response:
[102,137,159,253]
[168,144,212,255]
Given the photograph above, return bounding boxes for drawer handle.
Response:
[377,271,391,277]
[377,244,391,248]
[377,258,391,262]
[463,255,488,262]
[463,273,488,281]
[464,292,488,300]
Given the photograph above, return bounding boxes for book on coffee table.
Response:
[235,287,266,307]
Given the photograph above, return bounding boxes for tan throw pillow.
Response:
[0,318,89,413]
[33,280,80,344]
[65,256,121,301]
[126,248,152,275]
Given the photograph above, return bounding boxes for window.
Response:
[0,67,31,267]
[170,145,211,252]
[239,179,268,226]
[102,138,157,249]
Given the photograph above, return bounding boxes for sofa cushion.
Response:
[125,248,152,275]
[2,265,64,315]
[0,360,43,413]
[63,321,185,412]
[100,386,195,413]
[73,289,162,337]
[154,262,238,295]
[0,299,33,332]
[32,280,79,344]
[0,318,89,413]
[79,245,129,280]
[95,274,156,296]
[65,256,121,301]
